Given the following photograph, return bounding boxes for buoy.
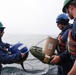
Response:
[8,42,29,71]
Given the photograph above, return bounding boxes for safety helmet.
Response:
[0,22,5,29]
[56,13,69,25]
[8,43,29,63]
[62,0,73,13]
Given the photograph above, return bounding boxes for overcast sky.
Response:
[0,0,66,35]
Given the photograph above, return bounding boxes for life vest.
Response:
[67,29,76,56]
[57,35,66,52]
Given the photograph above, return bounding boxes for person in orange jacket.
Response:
[50,0,76,75]
[63,0,76,75]
[55,13,74,75]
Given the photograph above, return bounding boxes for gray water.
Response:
[1,34,58,75]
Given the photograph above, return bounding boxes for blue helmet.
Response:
[56,13,69,25]
[8,42,29,63]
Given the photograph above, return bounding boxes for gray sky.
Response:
[0,0,65,35]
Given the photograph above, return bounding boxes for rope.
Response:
[35,37,51,46]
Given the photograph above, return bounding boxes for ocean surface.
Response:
[1,34,58,75]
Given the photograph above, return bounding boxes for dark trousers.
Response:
[57,59,74,75]
[0,64,2,75]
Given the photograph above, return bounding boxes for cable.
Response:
[35,37,51,46]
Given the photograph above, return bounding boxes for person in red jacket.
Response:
[55,13,74,75]
[62,0,76,75]
[50,0,76,75]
